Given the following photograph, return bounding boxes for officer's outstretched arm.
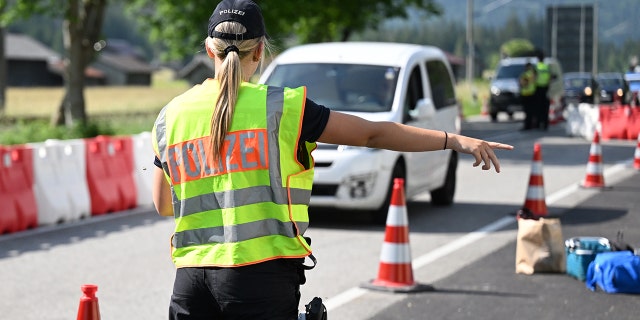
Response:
[317,111,513,173]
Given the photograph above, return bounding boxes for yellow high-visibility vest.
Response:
[520,69,536,96]
[536,62,551,87]
[152,79,315,267]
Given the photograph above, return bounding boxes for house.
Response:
[444,51,465,82]
[5,33,106,86]
[177,54,214,86]
[92,52,154,86]
[5,33,63,86]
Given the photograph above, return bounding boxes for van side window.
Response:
[404,65,424,123]
[426,60,456,109]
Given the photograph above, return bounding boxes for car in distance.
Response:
[596,72,628,103]
[563,72,600,105]
[488,57,564,122]
[259,42,461,222]
[625,72,640,105]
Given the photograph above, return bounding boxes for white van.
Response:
[259,42,461,222]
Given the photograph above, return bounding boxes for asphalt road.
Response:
[1,113,639,320]
[368,171,640,320]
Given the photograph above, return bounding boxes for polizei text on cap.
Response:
[220,9,245,16]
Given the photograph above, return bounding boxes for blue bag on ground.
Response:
[585,251,640,294]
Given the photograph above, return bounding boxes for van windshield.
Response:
[495,64,526,79]
[263,63,399,112]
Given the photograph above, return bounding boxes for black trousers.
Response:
[521,94,537,130]
[535,86,550,129]
[169,259,302,320]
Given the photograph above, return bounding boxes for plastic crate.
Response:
[565,237,611,281]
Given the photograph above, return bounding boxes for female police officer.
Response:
[151,0,513,319]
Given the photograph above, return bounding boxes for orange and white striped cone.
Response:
[581,130,606,188]
[361,178,433,293]
[522,143,548,216]
[481,96,489,116]
[76,284,101,320]
[633,132,640,170]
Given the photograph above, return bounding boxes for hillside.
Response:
[434,0,640,46]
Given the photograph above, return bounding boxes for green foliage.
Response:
[500,38,535,58]
[0,0,62,27]
[126,0,442,60]
[0,118,123,145]
[457,79,489,118]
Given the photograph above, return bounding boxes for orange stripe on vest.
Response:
[167,129,269,184]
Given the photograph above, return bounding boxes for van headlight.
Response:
[490,86,501,95]
[584,87,592,96]
[346,173,377,199]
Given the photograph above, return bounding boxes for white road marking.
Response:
[324,162,631,312]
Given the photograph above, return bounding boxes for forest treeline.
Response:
[8,2,640,77]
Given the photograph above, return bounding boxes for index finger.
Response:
[488,142,514,150]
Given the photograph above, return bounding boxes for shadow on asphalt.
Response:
[426,287,537,298]
[309,201,630,234]
[560,207,627,225]
[0,208,165,259]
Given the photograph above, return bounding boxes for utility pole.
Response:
[466,0,474,83]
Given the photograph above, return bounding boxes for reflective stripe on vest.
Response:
[152,80,315,267]
[536,62,550,87]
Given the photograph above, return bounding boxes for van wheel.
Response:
[490,112,498,122]
[430,152,457,206]
[371,162,405,224]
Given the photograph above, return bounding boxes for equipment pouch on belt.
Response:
[304,297,327,320]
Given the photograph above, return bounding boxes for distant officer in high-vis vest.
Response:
[519,63,537,130]
[535,52,552,130]
[151,1,514,319]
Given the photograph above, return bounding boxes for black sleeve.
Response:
[154,98,330,167]
[154,155,162,168]
[301,98,330,142]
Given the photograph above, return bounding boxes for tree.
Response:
[0,0,106,126]
[127,0,442,61]
[500,38,534,59]
[0,2,6,113]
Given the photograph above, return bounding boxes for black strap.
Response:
[302,253,317,270]
[302,236,317,270]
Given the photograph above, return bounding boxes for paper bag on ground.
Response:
[516,217,566,274]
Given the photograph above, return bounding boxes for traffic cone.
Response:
[481,95,489,116]
[76,284,101,320]
[522,143,548,216]
[361,178,433,293]
[581,130,606,188]
[633,132,640,170]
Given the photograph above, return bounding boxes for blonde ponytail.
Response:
[207,21,267,161]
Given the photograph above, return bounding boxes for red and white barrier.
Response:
[48,139,92,220]
[0,132,158,235]
[0,145,38,233]
[28,142,75,225]
[131,132,155,208]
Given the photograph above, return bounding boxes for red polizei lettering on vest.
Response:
[167,129,269,185]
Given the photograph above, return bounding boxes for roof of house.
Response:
[5,33,61,62]
[177,54,215,79]
[96,53,154,73]
[48,60,105,79]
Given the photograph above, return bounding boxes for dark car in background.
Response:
[596,72,629,103]
[563,72,600,105]
[488,57,564,122]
